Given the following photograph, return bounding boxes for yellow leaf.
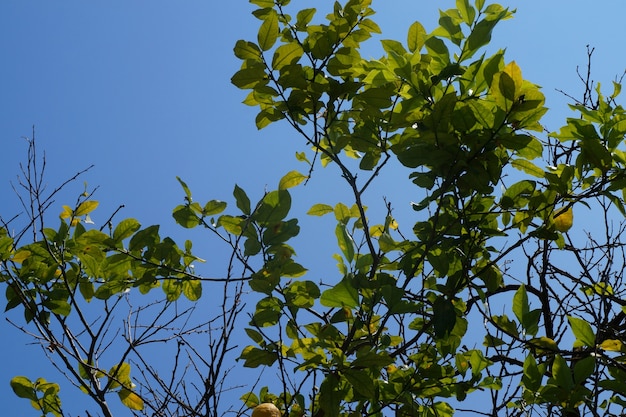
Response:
[75,200,99,216]
[118,388,144,410]
[553,207,573,232]
[599,339,623,352]
[12,250,31,264]
[60,205,73,219]
[369,225,384,238]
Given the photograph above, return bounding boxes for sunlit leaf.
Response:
[119,388,144,411]
[278,170,308,190]
[182,279,202,301]
[75,200,99,217]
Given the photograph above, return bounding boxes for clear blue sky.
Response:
[2,1,626,415]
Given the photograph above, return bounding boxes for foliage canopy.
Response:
[5,1,626,416]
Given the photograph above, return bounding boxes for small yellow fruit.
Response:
[252,403,280,417]
[553,207,573,232]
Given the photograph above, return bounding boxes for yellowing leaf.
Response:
[12,250,31,264]
[75,200,99,216]
[307,203,333,216]
[369,224,384,238]
[528,336,558,353]
[118,388,144,410]
[60,205,73,219]
[502,61,523,97]
[108,362,132,389]
[279,170,308,189]
[599,339,623,352]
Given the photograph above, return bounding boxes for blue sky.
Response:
[2,1,626,415]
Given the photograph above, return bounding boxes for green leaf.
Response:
[257,10,279,51]
[511,159,544,178]
[457,0,476,25]
[254,190,291,225]
[94,280,130,300]
[281,260,307,277]
[521,354,542,392]
[307,203,333,216]
[129,225,160,252]
[113,218,141,242]
[279,170,308,189]
[465,18,498,59]
[79,281,95,302]
[231,65,268,89]
[318,375,342,417]
[218,215,245,235]
[182,279,202,301]
[573,356,595,384]
[250,0,274,7]
[10,376,37,401]
[344,369,376,398]
[162,279,183,302]
[43,299,71,316]
[512,285,529,326]
[295,8,316,30]
[233,184,251,215]
[203,200,227,216]
[240,345,278,368]
[433,296,456,338]
[352,351,394,369]
[568,316,595,347]
[244,328,265,345]
[407,21,427,53]
[333,202,351,223]
[320,277,359,308]
[284,280,320,309]
[468,350,491,377]
[552,354,573,391]
[176,176,193,201]
[335,223,355,262]
[272,42,303,69]
[172,205,200,228]
[262,219,300,245]
[234,40,262,61]
[107,362,132,390]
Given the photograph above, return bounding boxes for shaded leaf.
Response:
[10,376,36,401]
[307,203,333,216]
[233,184,251,215]
[182,279,202,301]
[320,277,359,308]
[258,10,279,51]
[335,223,355,262]
[113,219,141,242]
